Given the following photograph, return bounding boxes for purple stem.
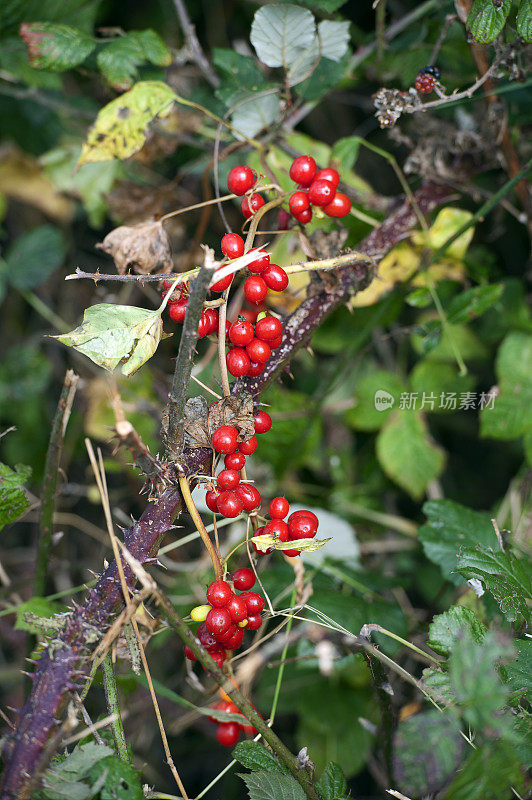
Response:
[0,183,451,800]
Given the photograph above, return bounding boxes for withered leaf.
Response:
[97,219,172,275]
[183,397,211,449]
[208,391,255,442]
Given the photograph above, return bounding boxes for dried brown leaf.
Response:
[97,219,173,275]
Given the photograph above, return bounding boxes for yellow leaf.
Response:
[79,81,177,166]
[0,146,74,222]
[251,533,331,553]
[411,207,474,259]
[352,241,419,307]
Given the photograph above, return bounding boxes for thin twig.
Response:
[34,371,79,597]
[101,654,130,762]
[177,470,222,580]
[172,0,219,88]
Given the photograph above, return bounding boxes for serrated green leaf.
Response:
[250,4,316,69]
[506,639,532,703]
[79,81,176,165]
[19,22,95,71]
[288,20,350,84]
[229,90,281,140]
[53,303,168,375]
[393,711,465,797]
[467,0,512,43]
[0,462,31,532]
[517,0,532,40]
[97,30,171,90]
[457,547,531,623]
[443,742,524,800]
[376,410,446,499]
[447,284,504,325]
[6,224,66,289]
[316,762,347,800]
[422,667,454,705]
[344,370,406,431]
[239,771,306,800]
[428,606,486,656]
[233,741,288,774]
[87,756,143,799]
[418,499,500,585]
[42,742,114,800]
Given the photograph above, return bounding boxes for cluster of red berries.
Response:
[288,155,351,224]
[209,697,258,747]
[163,281,220,338]
[414,65,440,94]
[253,502,319,558]
[185,569,264,669]
[206,411,271,517]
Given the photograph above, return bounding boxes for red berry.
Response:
[226,594,248,623]
[232,567,256,591]
[235,483,261,512]
[295,207,312,225]
[244,275,268,304]
[217,490,244,518]
[269,335,283,349]
[323,192,351,218]
[221,232,245,259]
[169,298,188,322]
[288,515,318,540]
[206,607,232,636]
[255,316,282,342]
[289,191,310,216]
[206,580,233,607]
[217,469,241,490]
[227,347,251,377]
[308,179,336,207]
[241,193,264,219]
[211,270,233,293]
[269,497,289,519]
[229,319,254,346]
[227,165,256,196]
[238,436,257,456]
[224,451,246,470]
[198,311,210,338]
[284,548,301,557]
[197,622,217,648]
[204,308,219,335]
[288,509,319,527]
[223,627,244,650]
[241,591,265,615]
[238,308,257,323]
[254,410,272,434]
[216,722,240,747]
[314,167,340,188]
[216,624,237,645]
[246,614,263,631]
[262,264,288,292]
[184,645,197,661]
[212,425,238,454]
[246,338,271,363]
[264,518,289,541]
[247,361,264,377]
[415,73,435,93]
[207,646,227,669]
[206,488,221,512]
[247,251,270,274]
[277,208,291,230]
[289,155,317,186]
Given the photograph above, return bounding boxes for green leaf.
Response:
[232,741,288,774]
[446,284,504,325]
[19,22,95,71]
[344,370,406,431]
[53,303,168,376]
[467,0,512,43]
[239,771,306,800]
[428,606,487,656]
[449,630,512,733]
[6,225,66,289]
[316,762,347,800]
[79,81,176,165]
[443,742,524,800]
[295,51,350,102]
[409,360,476,412]
[87,756,143,799]
[517,0,532,41]
[506,639,532,703]
[298,0,348,10]
[288,20,350,85]
[422,667,454,705]
[331,135,362,171]
[41,742,114,799]
[492,330,532,393]
[418,499,500,585]
[97,30,171,91]
[229,90,281,140]
[14,597,63,633]
[393,711,465,797]
[376,410,446,500]
[213,48,267,89]
[0,462,31,532]
[250,4,316,69]
[480,330,532,440]
[457,547,532,623]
